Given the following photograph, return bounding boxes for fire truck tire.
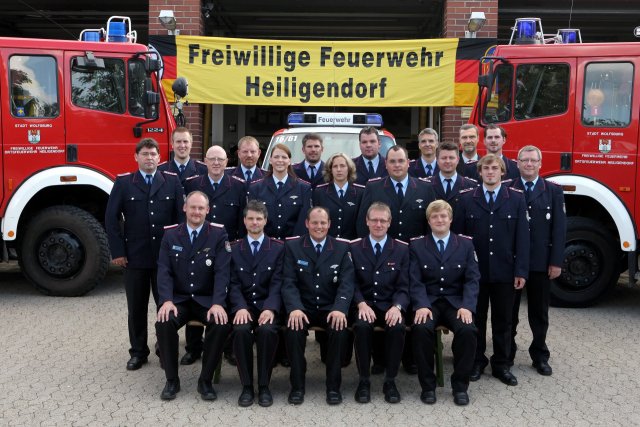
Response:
[19,206,110,296]
[550,217,619,307]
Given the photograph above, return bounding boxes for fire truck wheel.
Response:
[550,217,619,307]
[19,205,110,296]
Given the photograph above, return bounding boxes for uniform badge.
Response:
[172,245,183,252]
[347,202,355,206]
[290,195,298,199]
[330,264,339,269]
[225,241,231,253]
[297,260,309,266]
[206,259,212,266]
[416,199,423,204]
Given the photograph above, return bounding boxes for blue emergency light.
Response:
[81,31,101,42]
[509,18,544,45]
[557,29,582,44]
[79,16,136,43]
[364,113,383,126]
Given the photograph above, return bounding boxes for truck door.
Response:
[573,59,638,215]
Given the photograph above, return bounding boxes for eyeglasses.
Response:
[206,157,227,163]
[518,158,540,164]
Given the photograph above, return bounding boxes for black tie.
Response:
[309,165,316,180]
[339,189,344,200]
[426,164,433,177]
[191,230,198,244]
[396,182,404,204]
[437,239,445,254]
[277,181,283,192]
[145,174,152,186]
[251,240,259,256]
[212,181,218,192]
[245,170,252,182]
[525,181,534,201]
[316,243,322,256]
[374,242,382,260]
[179,164,186,176]
[444,178,453,196]
[368,160,375,177]
[488,190,495,210]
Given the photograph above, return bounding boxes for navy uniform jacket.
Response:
[350,237,410,312]
[228,236,284,314]
[105,170,185,269]
[352,154,388,185]
[409,234,481,313]
[357,176,437,241]
[428,174,479,212]
[509,178,566,272]
[408,158,440,179]
[293,161,325,188]
[312,182,364,239]
[452,186,530,283]
[156,221,230,309]
[158,158,207,185]
[281,235,355,315]
[184,174,247,240]
[248,176,312,240]
[464,155,520,182]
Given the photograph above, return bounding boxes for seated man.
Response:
[155,191,232,401]
[281,206,355,405]
[410,200,480,406]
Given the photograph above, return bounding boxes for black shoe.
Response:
[126,356,148,371]
[326,390,343,405]
[532,361,553,376]
[197,378,217,400]
[469,364,485,381]
[180,352,201,366]
[288,390,304,405]
[420,390,436,404]
[258,386,273,407]
[403,363,418,375]
[160,378,180,400]
[225,351,237,366]
[453,391,469,406]
[383,381,401,404]
[354,380,371,403]
[371,363,385,375]
[238,386,254,407]
[492,369,518,386]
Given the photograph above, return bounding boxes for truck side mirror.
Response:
[144,77,159,119]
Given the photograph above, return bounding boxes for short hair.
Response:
[418,127,439,141]
[459,124,478,136]
[477,153,506,174]
[359,126,379,141]
[366,202,392,221]
[485,124,506,138]
[306,205,330,221]
[237,136,260,151]
[518,145,542,161]
[136,138,159,154]
[302,133,323,146]
[244,199,268,219]
[171,127,192,141]
[426,200,453,220]
[387,145,409,159]
[436,141,460,158]
[185,190,209,205]
[324,152,357,183]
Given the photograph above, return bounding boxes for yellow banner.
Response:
[175,36,460,107]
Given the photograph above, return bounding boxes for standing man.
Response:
[352,127,388,185]
[464,124,520,181]
[452,154,529,386]
[459,124,480,166]
[293,133,325,188]
[229,200,284,407]
[226,136,267,191]
[155,191,232,400]
[410,200,480,406]
[282,207,355,405]
[409,128,439,178]
[431,141,478,211]
[105,138,184,371]
[350,202,409,404]
[158,127,207,181]
[509,145,566,376]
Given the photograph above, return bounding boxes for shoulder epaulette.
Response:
[271,238,284,245]
[225,166,235,171]
[286,235,301,240]
[353,183,366,188]
[157,161,168,166]
[467,159,479,165]
[464,177,478,183]
[250,178,265,184]
[230,239,242,246]
[196,160,206,165]
[509,187,524,193]
[459,187,474,194]
[410,235,424,241]
[350,238,362,244]
[231,175,246,183]
[501,178,514,185]
[458,233,473,240]
[418,177,432,183]
[297,178,311,185]
[185,175,200,181]
[162,171,178,176]
[316,182,330,188]
[210,222,225,228]
[335,237,350,243]
[164,223,179,230]
[117,172,131,177]
[367,177,383,182]
[395,239,409,245]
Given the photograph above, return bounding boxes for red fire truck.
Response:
[471,18,639,306]
[0,17,180,296]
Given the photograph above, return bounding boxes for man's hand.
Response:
[327,311,347,330]
[357,302,376,323]
[233,308,252,325]
[514,276,526,289]
[548,265,562,280]
[414,307,433,324]
[111,257,127,267]
[207,304,228,325]
[385,305,402,327]
[157,301,177,322]
[258,310,275,325]
[288,310,309,331]
[457,308,473,324]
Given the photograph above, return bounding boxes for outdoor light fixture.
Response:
[465,12,486,38]
[159,10,178,35]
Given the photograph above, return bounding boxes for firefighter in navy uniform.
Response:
[312,153,364,240]
[105,138,184,371]
[452,154,530,387]
[350,202,409,404]
[463,124,520,182]
[281,206,355,406]
[410,200,480,406]
[352,126,389,185]
[430,141,478,211]
[229,200,284,408]
[155,191,232,401]
[225,136,267,193]
[157,127,207,183]
[408,128,440,178]
[292,133,325,188]
[248,143,312,240]
[509,145,566,376]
